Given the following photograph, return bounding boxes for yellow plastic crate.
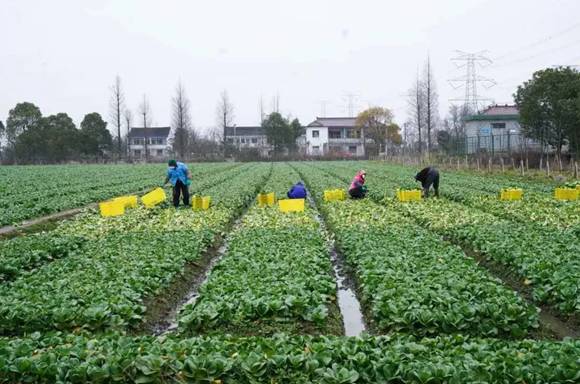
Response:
[500,188,523,201]
[192,196,211,210]
[396,189,422,202]
[279,198,305,212]
[324,189,346,201]
[99,200,125,217]
[257,192,276,207]
[113,195,138,208]
[554,188,579,201]
[141,188,167,208]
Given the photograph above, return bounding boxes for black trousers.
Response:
[173,180,190,207]
[422,172,439,197]
[349,186,366,199]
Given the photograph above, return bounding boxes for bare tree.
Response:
[172,81,193,159]
[109,76,125,160]
[444,104,468,139]
[124,109,132,158]
[216,90,234,149]
[138,95,152,162]
[407,72,425,155]
[423,56,439,155]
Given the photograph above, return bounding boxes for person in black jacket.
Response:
[415,166,439,197]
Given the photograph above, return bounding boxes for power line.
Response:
[448,51,496,113]
[493,21,580,61]
[494,38,580,68]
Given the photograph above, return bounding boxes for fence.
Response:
[443,133,542,156]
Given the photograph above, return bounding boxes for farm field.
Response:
[0,161,579,383]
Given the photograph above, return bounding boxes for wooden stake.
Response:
[501,157,505,173]
[488,158,492,172]
[574,161,578,179]
[546,158,551,177]
[520,159,524,176]
[511,157,515,170]
[477,158,480,171]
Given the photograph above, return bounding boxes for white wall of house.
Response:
[464,120,523,154]
[129,138,169,159]
[306,127,328,155]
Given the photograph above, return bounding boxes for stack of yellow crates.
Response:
[396,189,422,202]
[113,195,138,209]
[141,188,167,208]
[257,192,276,207]
[500,188,523,201]
[554,188,579,201]
[192,196,212,210]
[279,199,305,212]
[324,189,346,202]
[99,200,125,217]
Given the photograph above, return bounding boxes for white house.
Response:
[464,105,524,154]
[305,117,367,157]
[224,126,272,157]
[128,127,171,160]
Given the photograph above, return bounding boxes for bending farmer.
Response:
[164,159,192,207]
[349,170,367,199]
[415,166,439,197]
[287,181,307,199]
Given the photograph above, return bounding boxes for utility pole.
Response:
[449,50,496,113]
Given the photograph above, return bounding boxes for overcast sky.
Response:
[2,0,580,135]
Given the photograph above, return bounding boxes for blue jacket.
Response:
[287,182,307,199]
[167,162,189,186]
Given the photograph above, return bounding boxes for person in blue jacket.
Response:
[287,181,307,199]
[163,159,192,207]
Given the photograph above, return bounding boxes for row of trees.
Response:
[0,102,112,163]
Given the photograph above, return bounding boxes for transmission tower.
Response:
[448,50,496,113]
[342,93,358,117]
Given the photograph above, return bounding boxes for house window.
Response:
[347,129,361,139]
[156,149,163,156]
[134,150,141,156]
[348,146,357,154]
[132,138,144,145]
[241,138,246,144]
[251,138,258,144]
[491,122,506,129]
[312,146,320,153]
[312,130,319,138]
[227,138,234,143]
[329,130,341,139]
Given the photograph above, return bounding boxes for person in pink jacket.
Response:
[348,170,367,199]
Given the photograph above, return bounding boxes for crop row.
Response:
[0,163,257,281]
[0,164,272,334]
[178,163,341,335]
[1,332,579,383]
[293,163,539,338]
[360,162,579,231]
[319,162,580,315]
[0,163,238,225]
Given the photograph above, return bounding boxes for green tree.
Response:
[80,113,112,159]
[262,112,299,153]
[6,102,42,147]
[514,67,580,159]
[43,113,80,162]
[356,107,395,155]
[288,118,303,152]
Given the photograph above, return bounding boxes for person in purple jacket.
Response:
[287,181,307,199]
